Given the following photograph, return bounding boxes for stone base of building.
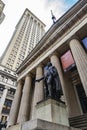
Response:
[36,98,69,126]
[6,119,81,130]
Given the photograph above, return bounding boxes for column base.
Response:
[36,98,69,126]
[6,119,81,130]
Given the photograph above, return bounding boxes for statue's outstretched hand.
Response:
[35,79,40,82]
[35,77,44,82]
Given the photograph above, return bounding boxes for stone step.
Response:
[69,117,87,122]
[70,120,87,125]
[6,119,81,130]
[69,114,87,130]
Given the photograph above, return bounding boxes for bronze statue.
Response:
[36,62,63,100]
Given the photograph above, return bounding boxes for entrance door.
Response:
[76,84,87,113]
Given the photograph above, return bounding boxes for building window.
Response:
[1,116,7,123]
[0,84,5,91]
[8,88,15,95]
[2,99,12,115]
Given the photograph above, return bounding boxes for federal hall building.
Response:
[7,0,87,130]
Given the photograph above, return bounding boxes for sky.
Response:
[0,0,78,57]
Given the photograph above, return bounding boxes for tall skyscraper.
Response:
[0,8,45,71]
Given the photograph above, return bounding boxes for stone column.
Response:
[7,80,23,127]
[70,39,87,96]
[17,74,32,123]
[31,64,44,119]
[0,89,8,119]
[50,53,82,117]
[50,53,65,96]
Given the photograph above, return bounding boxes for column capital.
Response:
[26,72,33,78]
[36,63,44,68]
[69,35,80,43]
[49,51,59,58]
[17,79,23,86]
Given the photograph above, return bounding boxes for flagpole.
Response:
[51,10,56,24]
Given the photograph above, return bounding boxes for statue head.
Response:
[47,62,52,67]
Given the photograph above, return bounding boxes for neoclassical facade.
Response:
[7,0,87,130]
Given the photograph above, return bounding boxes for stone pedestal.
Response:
[6,119,81,130]
[36,99,69,126]
[6,124,21,130]
[6,99,81,130]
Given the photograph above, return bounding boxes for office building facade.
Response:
[0,65,17,122]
